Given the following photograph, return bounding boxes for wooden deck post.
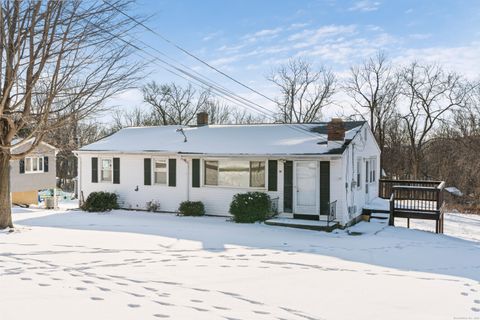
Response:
[388,194,395,226]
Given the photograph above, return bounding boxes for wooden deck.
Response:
[377,179,446,234]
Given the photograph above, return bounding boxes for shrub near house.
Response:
[230,192,271,223]
[178,201,205,216]
[82,192,119,212]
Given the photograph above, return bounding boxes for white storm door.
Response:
[295,161,318,215]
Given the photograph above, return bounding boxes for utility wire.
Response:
[84,18,321,139]
[103,0,278,105]
[100,1,329,140]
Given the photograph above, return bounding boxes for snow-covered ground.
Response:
[1,204,479,320]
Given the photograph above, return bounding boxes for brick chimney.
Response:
[327,118,345,147]
[196,112,209,126]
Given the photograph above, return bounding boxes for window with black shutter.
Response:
[44,156,49,172]
[320,161,330,215]
[113,158,120,184]
[168,159,176,187]
[267,160,278,191]
[19,159,25,174]
[144,158,151,185]
[91,157,98,183]
[192,159,200,188]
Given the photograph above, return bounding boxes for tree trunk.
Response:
[0,152,13,229]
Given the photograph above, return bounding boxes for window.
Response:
[154,160,167,185]
[204,161,218,186]
[25,157,44,173]
[356,159,361,189]
[365,160,369,184]
[101,159,113,182]
[250,161,265,188]
[371,158,377,182]
[364,158,376,184]
[204,160,266,188]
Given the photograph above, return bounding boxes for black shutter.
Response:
[144,158,151,185]
[283,161,293,213]
[320,161,330,215]
[113,158,120,184]
[168,158,176,187]
[267,160,278,191]
[19,159,25,174]
[192,159,200,188]
[44,156,49,172]
[91,157,98,183]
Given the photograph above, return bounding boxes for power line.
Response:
[99,1,329,140]
[82,19,321,140]
[103,0,278,105]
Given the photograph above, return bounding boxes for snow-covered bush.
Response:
[81,192,119,212]
[229,192,271,223]
[178,201,205,216]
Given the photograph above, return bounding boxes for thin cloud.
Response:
[202,31,223,42]
[242,27,283,43]
[288,25,357,49]
[348,0,381,12]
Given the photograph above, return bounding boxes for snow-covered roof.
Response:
[11,138,57,154]
[78,122,366,156]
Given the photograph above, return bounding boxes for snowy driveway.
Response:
[1,208,479,320]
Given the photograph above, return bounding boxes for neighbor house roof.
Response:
[78,121,366,156]
[11,138,57,155]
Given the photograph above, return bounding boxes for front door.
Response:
[294,161,318,216]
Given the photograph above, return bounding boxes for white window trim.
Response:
[202,158,267,190]
[153,158,168,186]
[25,156,44,174]
[356,158,362,190]
[100,157,113,183]
[364,157,377,185]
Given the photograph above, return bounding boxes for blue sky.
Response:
[108,0,480,120]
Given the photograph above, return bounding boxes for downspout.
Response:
[182,157,190,201]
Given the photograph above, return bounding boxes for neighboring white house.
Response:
[10,139,57,205]
[75,114,380,227]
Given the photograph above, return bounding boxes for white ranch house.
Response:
[75,115,380,227]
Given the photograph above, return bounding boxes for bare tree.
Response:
[0,1,142,229]
[398,62,471,179]
[268,58,336,123]
[142,82,210,125]
[345,52,399,156]
[111,107,161,131]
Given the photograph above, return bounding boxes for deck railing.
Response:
[382,179,446,233]
[379,179,443,199]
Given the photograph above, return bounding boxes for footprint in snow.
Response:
[90,297,104,301]
[127,304,140,308]
[189,306,208,312]
[472,307,480,312]
[20,277,32,281]
[213,306,230,310]
[153,314,170,318]
[97,287,111,292]
[253,310,270,315]
[75,287,87,291]
[461,292,469,296]
[38,283,51,287]
[190,299,203,303]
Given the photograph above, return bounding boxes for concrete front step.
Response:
[264,217,340,232]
